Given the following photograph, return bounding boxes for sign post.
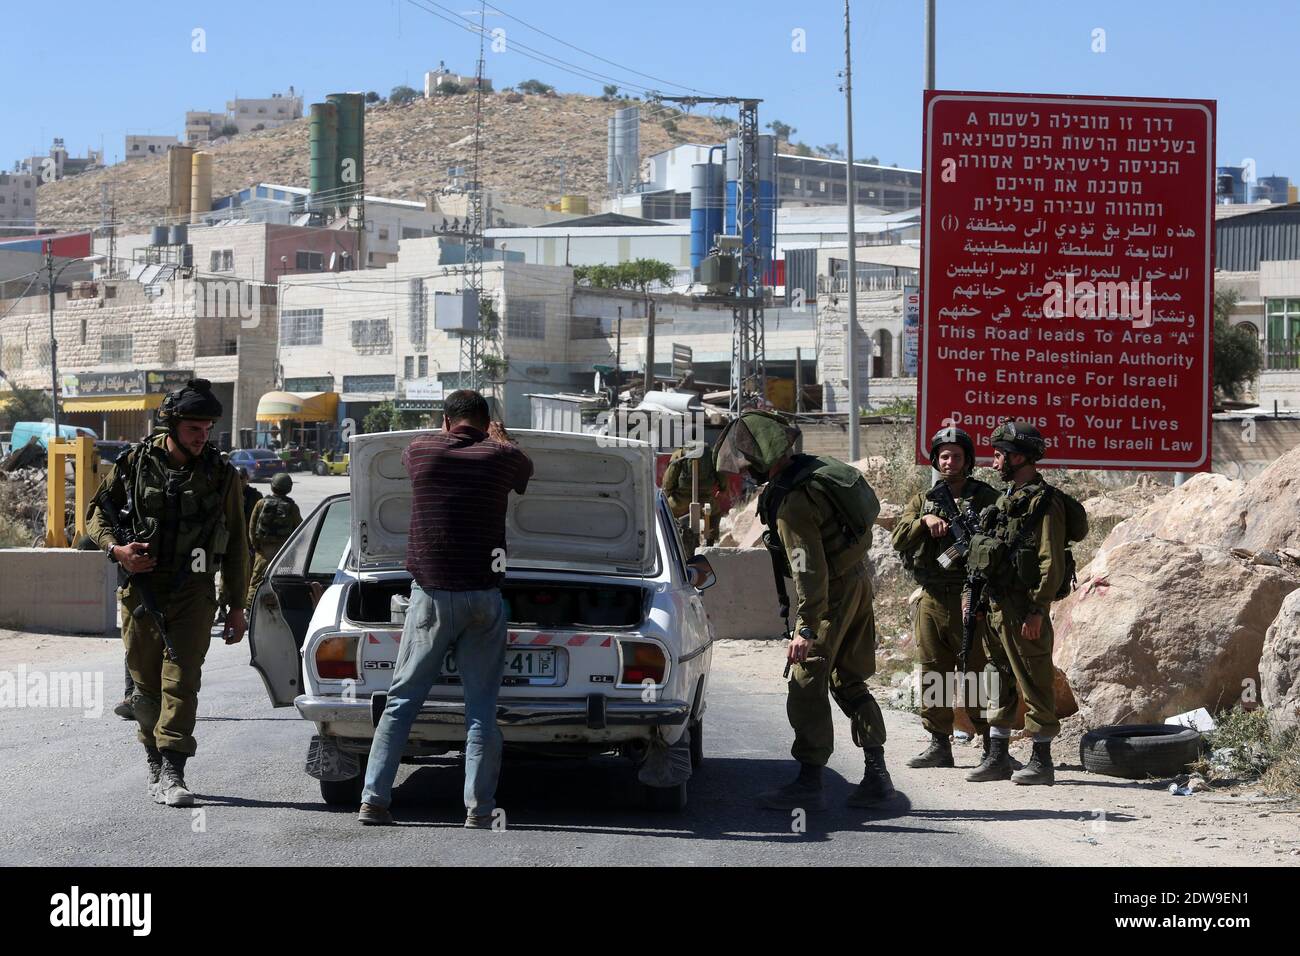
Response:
[919,91,1215,471]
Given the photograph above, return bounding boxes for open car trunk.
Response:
[346,578,650,629]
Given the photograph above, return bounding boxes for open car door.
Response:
[248,494,351,706]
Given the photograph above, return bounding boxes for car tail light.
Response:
[620,641,666,685]
[316,635,358,680]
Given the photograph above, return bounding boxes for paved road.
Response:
[0,632,1042,866]
[246,471,347,517]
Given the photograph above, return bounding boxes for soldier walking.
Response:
[245,472,303,608]
[87,379,249,807]
[892,427,1000,768]
[715,411,893,810]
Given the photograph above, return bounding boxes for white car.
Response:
[248,429,718,811]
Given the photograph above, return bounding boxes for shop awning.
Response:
[62,394,164,413]
[256,390,338,422]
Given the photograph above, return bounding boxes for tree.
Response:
[766,120,796,142]
[602,85,618,99]
[435,81,467,96]
[0,383,52,430]
[662,119,679,136]
[365,91,381,104]
[574,259,675,294]
[389,85,420,105]
[1213,288,1262,400]
[791,142,814,157]
[818,143,845,159]
[518,79,555,95]
[361,401,421,434]
[217,123,239,138]
[715,115,736,129]
[856,154,880,165]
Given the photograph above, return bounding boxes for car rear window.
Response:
[250,450,279,460]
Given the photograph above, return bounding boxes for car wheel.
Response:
[688,718,703,769]
[319,758,367,806]
[314,461,328,476]
[641,780,688,812]
[1079,724,1203,779]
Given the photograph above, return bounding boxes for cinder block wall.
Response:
[0,549,117,634]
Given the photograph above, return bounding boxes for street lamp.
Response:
[46,248,105,435]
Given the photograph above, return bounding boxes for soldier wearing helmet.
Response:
[86,378,249,808]
[891,426,1000,770]
[715,411,894,811]
[964,420,1068,787]
[245,471,303,608]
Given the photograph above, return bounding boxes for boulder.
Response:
[875,501,903,531]
[1261,589,1300,728]
[1081,494,1140,523]
[865,524,905,592]
[1052,538,1300,726]
[717,497,764,549]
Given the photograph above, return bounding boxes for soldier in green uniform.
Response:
[87,379,249,807]
[715,411,893,810]
[892,427,1000,768]
[660,441,725,554]
[965,421,1069,786]
[245,472,303,608]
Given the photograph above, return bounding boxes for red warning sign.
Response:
[918,90,1215,471]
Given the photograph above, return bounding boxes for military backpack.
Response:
[256,495,298,542]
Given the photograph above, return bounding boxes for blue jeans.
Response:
[362,583,507,815]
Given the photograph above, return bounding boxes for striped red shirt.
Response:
[402,424,533,591]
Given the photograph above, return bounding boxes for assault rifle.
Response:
[93,488,178,663]
[928,481,986,675]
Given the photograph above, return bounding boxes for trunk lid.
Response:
[350,428,656,576]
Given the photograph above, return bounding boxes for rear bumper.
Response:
[294,694,690,729]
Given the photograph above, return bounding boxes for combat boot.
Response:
[847,747,896,806]
[906,732,954,768]
[966,734,1013,782]
[1011,741,1055,786]
[154,750,195,807]
[145,746,163,798]
[759,763,827,810]
[114,697,136,720]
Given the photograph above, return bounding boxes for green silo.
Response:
[327,92,365,213]
[309,102,338,213]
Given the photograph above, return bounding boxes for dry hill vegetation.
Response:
[37,93,737,228]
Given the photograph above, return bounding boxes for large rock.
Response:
[1052,538,1300,726]
[1261,589,1300,728]
[866,524,905,592]
[1104,445,1300,558]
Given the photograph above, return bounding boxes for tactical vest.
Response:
[759,454,879,578]
[125,436,233,579]
[256,494,299,542]
[971,478,1082,599]
[903,478,998,588]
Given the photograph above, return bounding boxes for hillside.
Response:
[36,93,738,229]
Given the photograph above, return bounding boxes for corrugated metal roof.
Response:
[1216,206,1300,271]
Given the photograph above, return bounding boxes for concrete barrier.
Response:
[0,548,117,635]
[698,546,788,640]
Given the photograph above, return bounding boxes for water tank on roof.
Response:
[150,225,168,246]
[168,224,187,246]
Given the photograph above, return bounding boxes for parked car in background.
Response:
[0,432,11,458]
[229,447,283,482]
[93,440,132,465]
[248,429,718,811]
[10,421,98,451]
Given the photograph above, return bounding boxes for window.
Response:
[342,374,395,394]
[0,196,6,204]
[378,227,390,241]
[1265,298,1300,370]
[404,356,415,380]
[401,227,424,240]
[79,319,86,344]
[418,355,428,377]
[351,319,392,354]
[2,344,22,369]
[569,316,606,339]
[407,278,426,345]
[209,249,234,272]
[101,333,133,363]
[281,308,324,346]
[286,375,333,392]
[295,250,324,271]
[35,342,51,366]
[506,298,545,340]
[158,339,177,364]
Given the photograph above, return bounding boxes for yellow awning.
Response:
[62,394,164,413]
[257,390,338,422]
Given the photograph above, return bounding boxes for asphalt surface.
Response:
[0,630,1042,866]
[246,470,347,517]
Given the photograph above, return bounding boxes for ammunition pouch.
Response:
[966,533,1007,575]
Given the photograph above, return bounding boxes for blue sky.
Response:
[3,0,1295,179]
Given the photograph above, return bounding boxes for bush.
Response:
[217,123,239,138]
[1201,706,1299,791]
[436,81,467,96]
[518,79,555,95]
[389,85,420,105]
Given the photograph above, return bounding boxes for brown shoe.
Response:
[358,803,394,825]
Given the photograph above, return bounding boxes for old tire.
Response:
[1079,724,1203,780]
[314,460,328,476]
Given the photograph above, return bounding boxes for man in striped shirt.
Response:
[359,389,533,828]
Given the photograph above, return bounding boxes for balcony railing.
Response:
[1264,341,1300,371]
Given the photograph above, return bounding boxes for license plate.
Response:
[438,648,557,684]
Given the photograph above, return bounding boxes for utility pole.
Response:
[47,242,59,434]
[925,0,936,90]
[459,0,493,396]
[644,297,656,396]
[843,0,862,461]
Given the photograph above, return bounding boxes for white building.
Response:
[0,172,38,234]
[125,135,179,161]
[423,63,491,97]
[225,89,303,134]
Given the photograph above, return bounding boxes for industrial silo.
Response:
[757,133,777,271]
[611,106,639,193]
[167,145,194,222]
[309,102,338,213]
[607,116,618,192]
[724,136,739,237]
[190,152,213,223]
[327,92,365,212]
[689,161,725,269]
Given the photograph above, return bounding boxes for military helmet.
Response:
[270,472,293,495]
[158,378,222,425]
[928,426,975,473]
[714,410,801,481]
[990,420,1046,461]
